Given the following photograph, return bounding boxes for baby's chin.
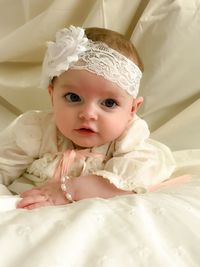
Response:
[72,141,101,149]
[72,142,90,149]
[72,138,109,149]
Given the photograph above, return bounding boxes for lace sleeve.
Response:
[92,139,176,192]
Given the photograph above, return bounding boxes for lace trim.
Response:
[70,40,142,97]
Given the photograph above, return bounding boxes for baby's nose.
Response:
[79,105,98,120]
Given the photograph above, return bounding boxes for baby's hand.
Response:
[16,180,69,210]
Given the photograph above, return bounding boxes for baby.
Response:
[0,26,175,209]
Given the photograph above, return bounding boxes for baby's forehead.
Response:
[58,69,132,98]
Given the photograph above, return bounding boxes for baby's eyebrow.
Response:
[60,84,79,91]
[104,93,126,100]
[61,83,75,88]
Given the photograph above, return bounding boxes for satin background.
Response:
[0,1,200,267]
[0,0,199,150]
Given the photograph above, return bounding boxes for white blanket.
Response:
[0,174,200,267]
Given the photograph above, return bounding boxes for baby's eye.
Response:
[101,98,118,108]
[64,92,81,102]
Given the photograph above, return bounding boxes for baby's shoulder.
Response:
[15,110,53,126]
[11,110,54,154]
[114,116,150,154]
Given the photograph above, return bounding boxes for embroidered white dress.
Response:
[0,110,175,194]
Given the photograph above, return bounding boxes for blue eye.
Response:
[102,99,118,108]
[64,92,81,102]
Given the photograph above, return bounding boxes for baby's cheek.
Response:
[103,122,126,141]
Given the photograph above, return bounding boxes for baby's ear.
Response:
[131,96,143,114]
[48,84,53,95]
[48,84,54,105]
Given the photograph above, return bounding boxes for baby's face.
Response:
[48,69,141,148]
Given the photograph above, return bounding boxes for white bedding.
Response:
[0,0,200,266]
[0,172,200,267]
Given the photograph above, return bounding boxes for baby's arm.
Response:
[17,137,176,209]
[17,174,133,209]
[72,175,133,200]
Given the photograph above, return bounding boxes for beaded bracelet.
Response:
[60,175,74,203]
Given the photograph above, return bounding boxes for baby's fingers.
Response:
[16,195,47,209]
[25,201,51,210]
[20,188,42,197]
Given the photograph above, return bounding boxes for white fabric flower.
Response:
[40,25,88,88]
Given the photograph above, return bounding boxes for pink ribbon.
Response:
[148,174,191,192]
[54,149,104,180]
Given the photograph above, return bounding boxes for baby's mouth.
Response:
[75,128,96,134]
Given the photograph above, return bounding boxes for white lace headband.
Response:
[40,25,142,97]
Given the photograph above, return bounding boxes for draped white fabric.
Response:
[0,1,200,266]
